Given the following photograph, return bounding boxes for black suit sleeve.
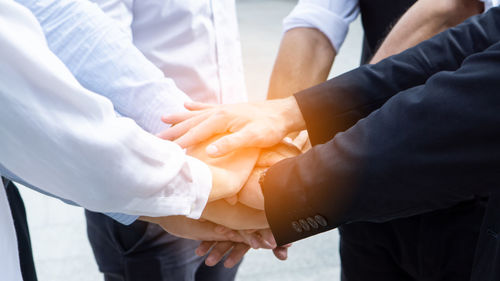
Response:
[296,7,500,146]
[263,9,500,246]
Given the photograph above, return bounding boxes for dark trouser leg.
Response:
[5,179,38,281]
[340,198,486,281]
[85,210,241,281]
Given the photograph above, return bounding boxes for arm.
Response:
[267,0,358,99]
[269,0,483,99]
[18,0,190,135]
[11,0,196,223]
[370,0,484,63]
[295,6,500,146]
[263,39,500,245]
[161,8,500,154]
[0,1,210,219]
[267,28,335,99]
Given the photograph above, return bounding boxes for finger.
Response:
[292,130,309,150]
[207,130,253,157]
[272,246,289,260]
[196,241,215,257]
[214,225,232,235]
[175,115,226,148]
[205,242,234,266]
[236,229,270,249]
[214,225,244,243]
[224,195,238,205]
[256,229,277,248]
[224,243,251,268]
[157,114,208,141]
[161,111,200,126]
[184,101,217,111]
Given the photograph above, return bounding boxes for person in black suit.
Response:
[267,0,487,280]
[161,6,500,281]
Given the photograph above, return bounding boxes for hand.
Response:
[238,141,303,210]
[140,215,246,242]
[256,140,303,167]
[237,167,265,210]
[141,216,278,268]
[187,134,260,202]
[197,228,292,268]
[201,200,269,230]
[159,96,306,157]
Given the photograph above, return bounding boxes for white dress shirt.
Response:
[13,0,246,223]
[4,0,236,225]
[1,0,213,224]
[91,0,247,104]
[283,0,499,53]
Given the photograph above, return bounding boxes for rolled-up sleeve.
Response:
[283,0,359,52]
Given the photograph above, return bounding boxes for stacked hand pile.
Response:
[150,99,311,266]
[189,132,310,230]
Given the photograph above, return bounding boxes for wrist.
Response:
[280,96,306,133]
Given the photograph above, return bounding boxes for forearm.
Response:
[371,0,483,63]
[295,7,500,145]
[267,28,336,99]
[265,41,500,245]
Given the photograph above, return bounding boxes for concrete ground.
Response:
[18,0,364,280]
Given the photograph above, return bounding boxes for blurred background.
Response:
[18,0,363,280]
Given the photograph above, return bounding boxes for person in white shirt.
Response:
[79,1,252,280]
[0,2,244,280]
[0,1,284,280]
[266,0,496,280]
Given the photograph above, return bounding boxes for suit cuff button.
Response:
[299,219,311,231]
[314,215,328,227]
[307,217,319,229]
[291,221,303,233]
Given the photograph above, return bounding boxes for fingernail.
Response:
[206,257,215,266]
[279,251,288,260]
[265,240,276,249]
[224,259,235,268]
[206,144,218,155]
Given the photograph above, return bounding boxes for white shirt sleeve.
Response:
[88,0,134,36]
[0,1,211,219]
[283,0,360,52]
[19,0,191,135]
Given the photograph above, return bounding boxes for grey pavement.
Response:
[18,1,364,280]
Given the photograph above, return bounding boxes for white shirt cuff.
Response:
[184,155,212,219]
[283,2,359,52]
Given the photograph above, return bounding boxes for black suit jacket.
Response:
[262,7,500,281]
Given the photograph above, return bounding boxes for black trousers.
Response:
[4,178,38,281]
[339,198,486,281]
[85,210,241,281]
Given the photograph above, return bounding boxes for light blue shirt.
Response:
[5,0,199,225]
